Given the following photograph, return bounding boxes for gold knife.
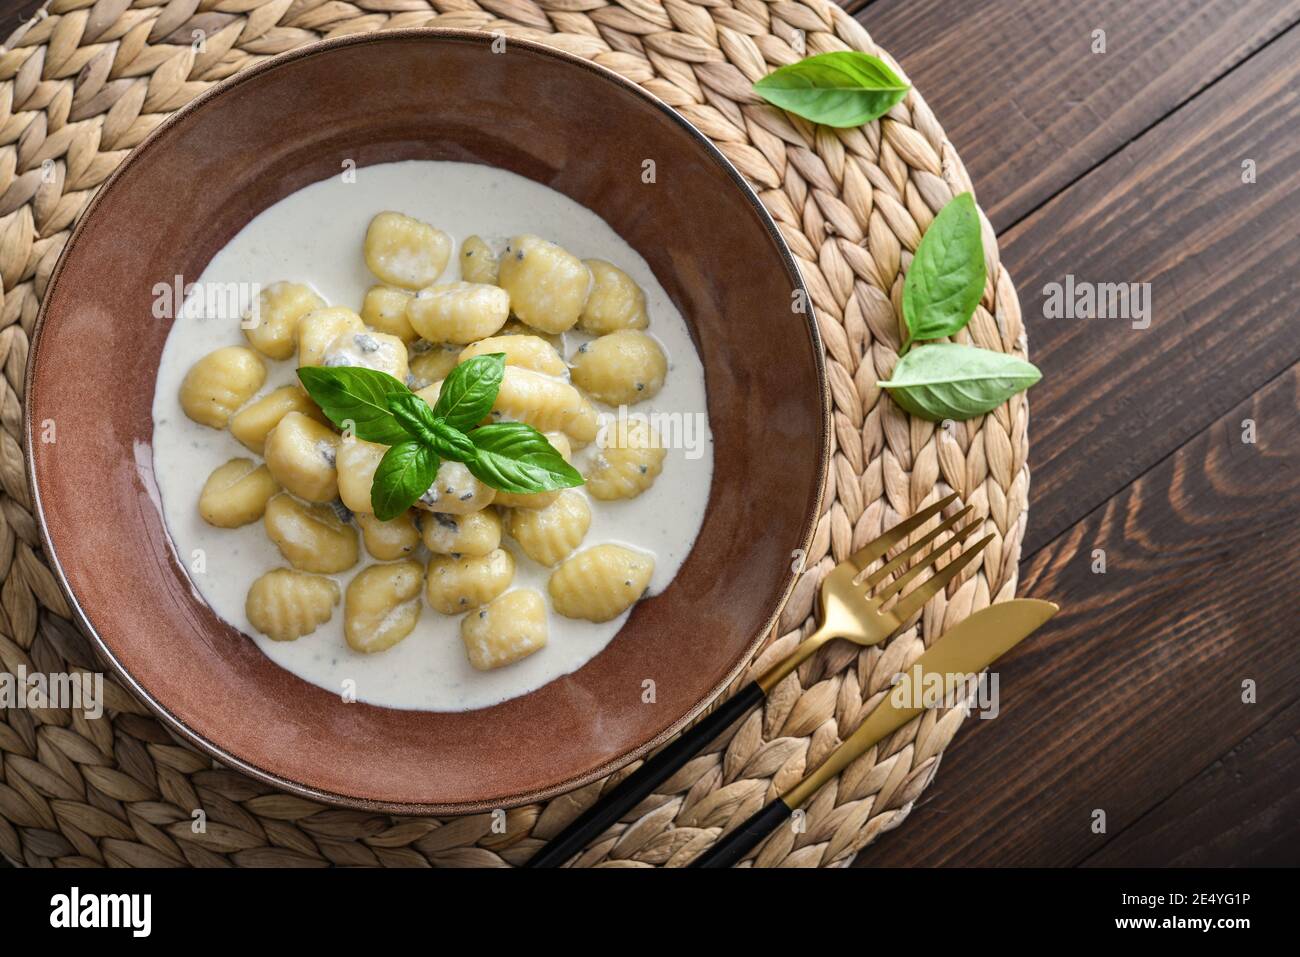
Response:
[690,598,1059,867]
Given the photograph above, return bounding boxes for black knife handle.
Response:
[690,799,794,868]
[525,680,766,867]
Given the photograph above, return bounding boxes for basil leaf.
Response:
[753,52,910,128]
[902,192,986,343]
[877,343,1041,421]
[430,419,477,463]
[370,440,439,521]
[387,392,439,446]
[297,366,413,444]
[466,423,584,495]
[433,354,505,432]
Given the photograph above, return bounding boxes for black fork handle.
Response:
[524,681,766,867]
[689,799,794,868]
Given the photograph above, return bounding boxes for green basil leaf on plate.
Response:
[297,366,413,445]
[878,343,1041,421]
[429,419,477,464]
[466,422,584,495]
[371,440,440,521]
[386,391,440,444]
[433,353,506,432]
[903,192,986,344]
[753,52,910,128]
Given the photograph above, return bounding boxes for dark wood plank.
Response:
[1084,698,1300,867]
[858,363,1299,866]
[1004,24,1300,554]
[857,0,1300,229]
[0,0,43,37]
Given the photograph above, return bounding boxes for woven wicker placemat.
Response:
[0,0,1029,868]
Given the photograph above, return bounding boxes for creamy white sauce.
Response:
[151,161,712,711]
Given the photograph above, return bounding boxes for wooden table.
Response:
[2,0,1296,867]
[841,0,1300,867]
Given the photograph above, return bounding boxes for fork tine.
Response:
[846,492,960,572]
[859,506,974,591]
[889,533,994,624]
[873,520,979,602]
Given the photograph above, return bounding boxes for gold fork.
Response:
[754,491,989,695]
[525,491,990,867]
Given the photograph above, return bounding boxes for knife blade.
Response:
[783,598,1058,809]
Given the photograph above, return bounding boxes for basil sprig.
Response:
[879,193,1042,421]
[298,355,582,520]
[753,52,910,128]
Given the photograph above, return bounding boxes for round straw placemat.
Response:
[0,0,1029,868]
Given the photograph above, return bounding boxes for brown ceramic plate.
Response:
[25,30,828,813]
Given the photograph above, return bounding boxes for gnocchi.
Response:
[263,493,359,574]
[408,344,462,389]
[406,281,510,345]
[493,490,557,510]
[549,545,654,623]
[566,394,601,447]
[344,561,424,653]
[230,386,327,455]
[497,235,591,333]
[199,458,278,528]
[426,549,515,615]
[414,460,495,515]
[297,307,364,370]
[245,568,340,642]
[244,282,325,359]
[579,260,648,334]
[493,366,597,442]
[356,511,421,561]
[571,330,667,405]
[507,490,590,566]
[459,235,499,285]
[335,439,387,514]
[179,346,266,429]
[364,212,451,289]
[457,334,566,377]
[360,286,417,342]
[263,411,340,503]
[461,589,548,671]
[420,508,502,557]
[322,329,409,383]
[499,317,563,350]
[584,419,666,500]
[543,431,573,462]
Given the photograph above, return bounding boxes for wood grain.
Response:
[857,0,1300,228]
[1084,697,1300,867]
[860,364,1299,866]
[1003,24,1300,555]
